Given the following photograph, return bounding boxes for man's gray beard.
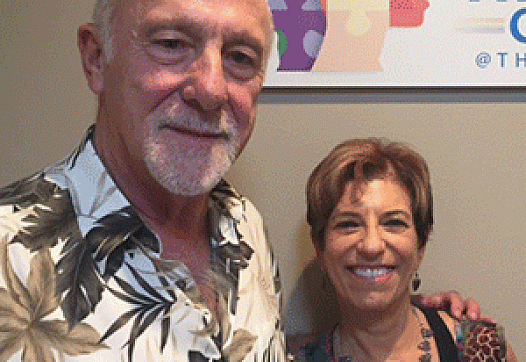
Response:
[144,138,236,196]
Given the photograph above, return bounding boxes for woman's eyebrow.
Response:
[384,210,412,218]
[330,211,361,220]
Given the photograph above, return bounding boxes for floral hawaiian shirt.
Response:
[0,126,286,362]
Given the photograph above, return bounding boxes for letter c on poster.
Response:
[510,8,526,43]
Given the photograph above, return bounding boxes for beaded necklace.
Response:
[411,306,434,362]
[334,306,434,362]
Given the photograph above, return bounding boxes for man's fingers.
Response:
[411,291,487,321]
[411,293,443,309]
[462,298,481,321]
[445,290,465,320]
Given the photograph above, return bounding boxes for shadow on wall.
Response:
[284,259,339,351]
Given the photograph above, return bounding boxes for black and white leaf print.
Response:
[101,268,174,362]
[0,174,78,251]
[0,173,52,209]
[188,350,223,362]
[88,206,159,280]
[56,229,103,330]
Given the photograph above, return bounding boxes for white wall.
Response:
[0,0,95,177]
[1,0,524,358]
[227,100,526,356]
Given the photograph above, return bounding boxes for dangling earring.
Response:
[412,271,421,292]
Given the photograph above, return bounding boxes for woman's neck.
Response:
[337,298,423,361]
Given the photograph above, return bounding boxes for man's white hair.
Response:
[92,0,275,62]
[92,0,116,60]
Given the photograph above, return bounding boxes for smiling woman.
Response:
[322,179,422,313]
[295,138,516,362]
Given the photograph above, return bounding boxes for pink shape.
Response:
[390,0,429,28]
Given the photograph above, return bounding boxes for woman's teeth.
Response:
[353,267,392,278]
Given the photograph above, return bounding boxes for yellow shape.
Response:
[328,0,389,36]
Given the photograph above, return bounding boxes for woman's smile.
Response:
[350,266,395,279]
[320,179,424,310]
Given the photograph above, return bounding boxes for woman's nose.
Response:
[356,227,385,259]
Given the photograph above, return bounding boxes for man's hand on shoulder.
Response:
[411,290,490,321]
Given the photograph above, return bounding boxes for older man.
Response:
[1,0,282,360]
[0,0,478,361]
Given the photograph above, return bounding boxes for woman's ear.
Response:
[78,23,105,94]
[311,228,325,269]
[311,229,320,254]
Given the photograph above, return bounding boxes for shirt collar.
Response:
[46,125,247,258]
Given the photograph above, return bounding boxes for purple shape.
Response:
[271,0,327,71]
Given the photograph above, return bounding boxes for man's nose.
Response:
[182,47,228,112]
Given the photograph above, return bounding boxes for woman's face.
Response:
[317,179,424,312]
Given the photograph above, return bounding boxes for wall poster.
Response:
[264,0,526,87]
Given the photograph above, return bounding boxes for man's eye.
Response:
[155,39,186,50]
[230,51,252,65]
[224,48,260,80]
[144,31,193,64]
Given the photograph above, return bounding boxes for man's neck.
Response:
[112,163,211,247]
[92,124,211,248]
[93,124,218,313]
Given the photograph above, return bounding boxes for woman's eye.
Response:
[383,219,409,231]
[334,220,360,231]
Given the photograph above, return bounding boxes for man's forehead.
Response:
[115,0,272,36]
[116,0,271,17]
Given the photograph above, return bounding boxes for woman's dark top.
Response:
[295,307,460,361]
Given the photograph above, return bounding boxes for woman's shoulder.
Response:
[436,310,457,336]
[437,311,516,361]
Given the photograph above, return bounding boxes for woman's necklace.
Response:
[333,326,354,362]
[411,306,434,362]
[334,306,434,362]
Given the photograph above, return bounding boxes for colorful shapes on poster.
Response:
[390,0,429,27]
[271,0,327,71]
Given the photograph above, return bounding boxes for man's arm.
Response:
[411,291,484,321]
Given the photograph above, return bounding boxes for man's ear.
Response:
[78,23,105,94]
